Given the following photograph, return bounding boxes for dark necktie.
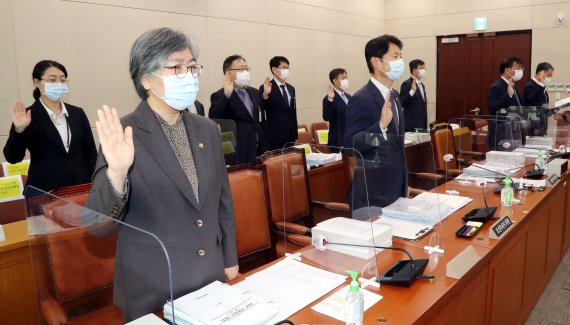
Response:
[280,85,289,107]
[237,88,254,117]
[544,90,549,105]
[340,92,348,105]
[390,92,400,131]
[513,88,522,106]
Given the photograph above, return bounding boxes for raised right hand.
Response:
[507,78,515,97]
[411,79,417,92]
[11,100,31,133]
[223,72,234,97]
[327,84,335,101]
[95,105,134,190]
[379,90,393,129]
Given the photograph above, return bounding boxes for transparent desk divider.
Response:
[24,186,175,324]
[277,131,445,286]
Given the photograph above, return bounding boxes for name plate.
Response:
[489,216,513,239]
[2,160,30,176]
[0,175,25,203]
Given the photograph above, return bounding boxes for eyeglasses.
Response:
[228,67,251,72]
[163,63,204,79]
[41,79,69,84]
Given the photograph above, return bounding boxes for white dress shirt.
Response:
[273,78,291,105]
[40,99,71,152]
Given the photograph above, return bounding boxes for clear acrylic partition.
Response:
[278,131,443,285]
[24,186,176,324]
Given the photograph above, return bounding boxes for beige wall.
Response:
[0,0,385,161]
[2,0,570,162]
[385,0,570,124]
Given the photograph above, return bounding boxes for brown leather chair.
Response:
[257,148,313,256]
[431,125,484,175]
[296,131,314,145]
[311,122,330,153]
[26,184,124,325]
[227,164,276,273]
[297,124,309,133]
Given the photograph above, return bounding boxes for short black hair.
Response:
[269,56,289,71]
[364,34,403,73]
[32,60,68,100]
[223,54,245,74]
[499,56,523,74]
[535,62,554,74]
[329,68,347,83]
[409,59,425,74]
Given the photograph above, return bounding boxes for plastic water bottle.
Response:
[501,177,513,207]
[345,270,364,325]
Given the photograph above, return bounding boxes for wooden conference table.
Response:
[233,164,570,325]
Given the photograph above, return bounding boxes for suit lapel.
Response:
[246,87,260,121]
[32,101,68,154]
[182,112,210,210]
[134,102,200,211]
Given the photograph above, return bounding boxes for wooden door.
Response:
[437,30,532,121]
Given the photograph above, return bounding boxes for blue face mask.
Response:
[381,58,405,81]
[152,72,199,110]
[43,83,69,102]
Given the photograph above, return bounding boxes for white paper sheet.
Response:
[233,259,346,320]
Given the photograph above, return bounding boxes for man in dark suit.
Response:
[488,57,524,149]
[188,99,205,116]
[322,68,351,152]
[209,55,269,164]
[524,62,554,107]
[259,56,297,150]
[344,34,407,209]
[488,56,524,115]
[400,59,427,132]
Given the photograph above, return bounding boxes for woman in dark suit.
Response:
[3,60,97,194]
[86,27,238,321]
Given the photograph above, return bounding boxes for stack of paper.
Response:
[163,281,279,325]
[305,152,341,166]
[233,258,346,321]
[461,163,516,178]
[381,192,472,226]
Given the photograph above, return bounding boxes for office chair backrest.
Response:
[227,164,274,268]
[431,126,458,170]
[257,148,311,225]
[296,131,314,145]
[211,118,238,166]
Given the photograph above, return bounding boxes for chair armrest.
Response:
[408,187,426,198]
[287,234,313,246]
[40,298,68,325]
[274,221,310,235]
[322,202,350,211]
[415,172,444,181]
[459,150,486,160]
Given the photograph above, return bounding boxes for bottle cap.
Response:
[346,270,360,292]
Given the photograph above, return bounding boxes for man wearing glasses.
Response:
[209,55,269,164]
[259,56,298,150]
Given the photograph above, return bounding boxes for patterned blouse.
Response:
[153,111,199,203]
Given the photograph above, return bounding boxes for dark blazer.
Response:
[194,100,205,116]
[344,80,407,209]
[3,100,97,193]
[259,79,297,150]
[209,87,268,164]
[523,79,549,107]
[322,91,351,152]
[400,77,427,132]
[488,77,523,115]
[86,101,237,321]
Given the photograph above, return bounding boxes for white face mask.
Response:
[151,72,199,110]
[235,70,250,88]
[340,79,349,91]
[512,69,523,82]
[544,77,552,85]
[417,69,426,79]
[279,68,289,81]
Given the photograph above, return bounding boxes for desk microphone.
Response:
[443,154,454,182]
[313,235,433,287]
